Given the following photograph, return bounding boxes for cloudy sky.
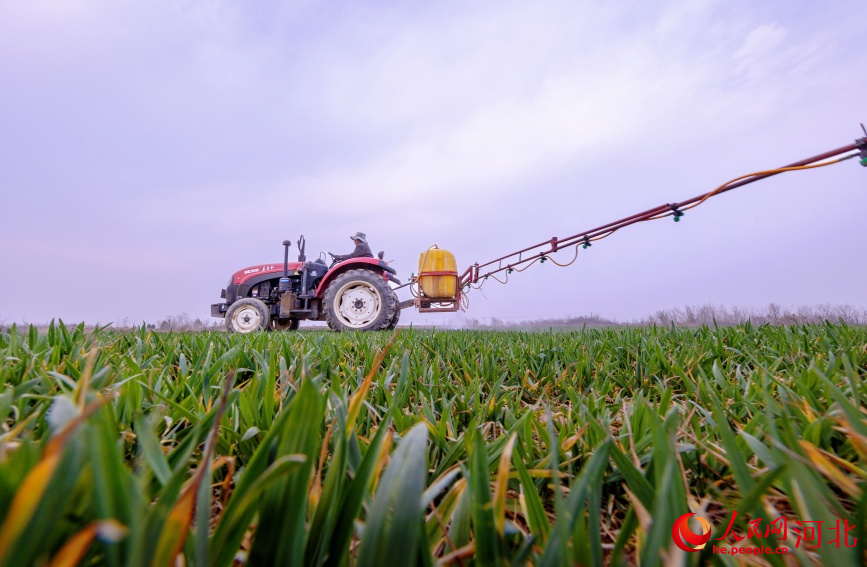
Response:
[1,0,865,327]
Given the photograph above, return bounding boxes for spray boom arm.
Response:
[459,135,867,289]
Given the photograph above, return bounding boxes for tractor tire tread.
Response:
[385,290,400,330]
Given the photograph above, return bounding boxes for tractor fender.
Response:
[314,258,398,299]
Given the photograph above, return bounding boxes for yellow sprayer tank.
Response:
[418,246,458,299]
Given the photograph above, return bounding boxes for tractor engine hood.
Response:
[232,262,303,285]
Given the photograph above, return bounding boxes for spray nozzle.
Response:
[858,127,867,166]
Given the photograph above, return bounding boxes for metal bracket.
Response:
[397,298,416,311]
[414,287,462,313]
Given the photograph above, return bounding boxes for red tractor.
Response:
[211,236,404,333]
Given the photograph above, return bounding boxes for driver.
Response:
[329,232,374,262]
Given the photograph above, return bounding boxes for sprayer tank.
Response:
[418,248,458,299]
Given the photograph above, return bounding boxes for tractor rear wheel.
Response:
[385,290,400,330]
[226,298,271,333]
[324,269,396,332]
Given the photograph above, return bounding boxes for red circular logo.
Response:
[672,513,712,552]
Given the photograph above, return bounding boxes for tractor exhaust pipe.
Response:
[279,240,292,292]
[282,240,291,277]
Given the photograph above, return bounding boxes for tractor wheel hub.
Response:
[335,283,381,328]
[231,306,262,333]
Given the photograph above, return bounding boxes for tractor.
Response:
[211,236,405,333]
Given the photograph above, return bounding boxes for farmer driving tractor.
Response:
[329,232,374,262]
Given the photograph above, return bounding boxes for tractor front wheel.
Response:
[225,298,271,334]
[324,270,396,332]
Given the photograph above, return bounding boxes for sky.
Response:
[1,0,865,327]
